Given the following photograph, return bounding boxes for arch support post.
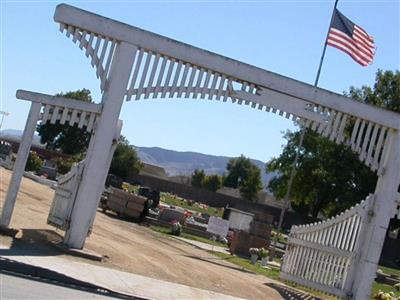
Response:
[0,102,41,227]
[63,42,136,249]
[351,130,400,299]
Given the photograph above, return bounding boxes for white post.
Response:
[86,120,123,235]
[351,131,400,299]
[0,102,41,227]
[63,42,136,249]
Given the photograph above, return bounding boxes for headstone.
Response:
[159,207,186,223]
[207,216,229,237]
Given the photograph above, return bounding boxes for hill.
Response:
[0,129,276,186]
[136,146,276,187]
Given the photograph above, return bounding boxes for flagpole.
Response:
[269,0,339,262]
[315,0,339,86]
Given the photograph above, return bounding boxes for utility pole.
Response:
[0,111,10,131]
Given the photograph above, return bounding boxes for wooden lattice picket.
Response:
[281,194,375,298]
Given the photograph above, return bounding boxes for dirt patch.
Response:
[0,167,284,300]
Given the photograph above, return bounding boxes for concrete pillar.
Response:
[63,42,136,249]
[0,102,41,227]
[351,131,400,299]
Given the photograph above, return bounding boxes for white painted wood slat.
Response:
[281,194,375,298]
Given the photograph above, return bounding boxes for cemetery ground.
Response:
[0,166,285,300]
[1,167,399,299]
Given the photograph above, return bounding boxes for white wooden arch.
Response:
[55,4,399,176]
[1,4,398,299]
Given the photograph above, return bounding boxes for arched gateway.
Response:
[1,4,399,299]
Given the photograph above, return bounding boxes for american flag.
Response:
[327,9,375,66]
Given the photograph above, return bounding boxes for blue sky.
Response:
[1,0,399,162]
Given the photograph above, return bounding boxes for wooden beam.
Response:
[16,90,102,114]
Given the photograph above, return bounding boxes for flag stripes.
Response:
[327,9,375,67]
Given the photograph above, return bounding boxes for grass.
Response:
[149,225,227,247]
[160,192,223,217]
[149,225,172,235]
[371,265,400,299]
[379,266,400,278]
[211,251,280,280]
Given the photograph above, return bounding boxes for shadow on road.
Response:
[0,228,63,257]
[264,282,322,300]
[183,254,256,275]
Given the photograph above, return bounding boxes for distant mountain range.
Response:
[136,146,276,187]
[1,129,277,187]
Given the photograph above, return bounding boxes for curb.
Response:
[0,257,146,300]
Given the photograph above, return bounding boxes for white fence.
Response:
[280,194,375,298]
[47,161,85,230]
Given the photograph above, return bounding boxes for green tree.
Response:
[238,166,263,202]
[347,69,400,112]
[267,130,377,218]
[267,70,398,218]
[191,169,205,188]
[223,155,263,201]
[109,136,142,181]
[36,89,92,155]
[203,174,222,192]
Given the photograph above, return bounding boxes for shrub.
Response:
[55,157,76,174]
[25,151,43,172]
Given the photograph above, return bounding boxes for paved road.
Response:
[0,273,115,299]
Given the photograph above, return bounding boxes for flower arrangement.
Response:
[249,248,259,255]
[373,291,399,300]
[170,220,182,236]
[249,248,259,264]
[258,248,268,258]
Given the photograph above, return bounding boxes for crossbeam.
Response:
[17,90,102,114]
[231,89,328,124]
[16,90,102,132]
